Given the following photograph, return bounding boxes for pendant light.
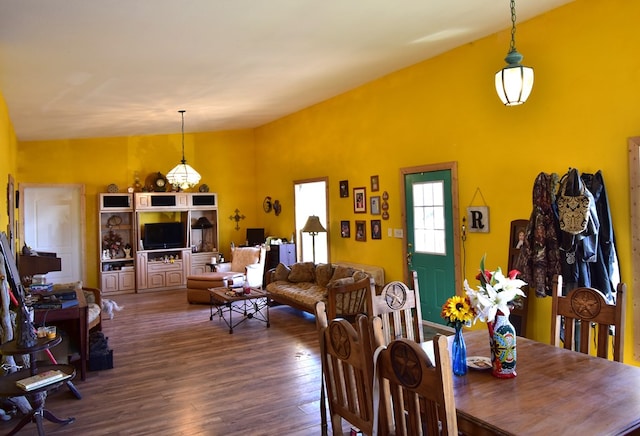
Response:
[166,110,201,190]
[494,0,534,106]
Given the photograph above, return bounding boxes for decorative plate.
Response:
[466,356,492,370]
[107,183,118,193]
[199,184,210,193]
[107,215,122,227]
[263,196,272,213]
[273,200,282,216]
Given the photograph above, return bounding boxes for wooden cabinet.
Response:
[137,249,188,292]
[99,192,218,293]
[190,252,215,275]
[98,194,135,295]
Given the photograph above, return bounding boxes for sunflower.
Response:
[441,295,475,328]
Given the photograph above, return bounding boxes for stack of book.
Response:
[31,289,78,310]
[28,282,54,294]
[16,369,70,391]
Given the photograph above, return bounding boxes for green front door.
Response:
[405,169,457,326]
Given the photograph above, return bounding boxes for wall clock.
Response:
[153,173,168,192]
[263,196,272,213]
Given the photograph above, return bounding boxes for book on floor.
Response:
[16,369,70,391]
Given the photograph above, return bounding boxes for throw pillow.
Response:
[327,265,355,287]
[288,262,316,283]
[274,263,291,281]
[353,270,368,282]
[315,263,334,287]
[328,277,355,288]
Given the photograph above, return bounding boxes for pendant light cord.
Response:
[509,0,517,53]
[179,109,186,164]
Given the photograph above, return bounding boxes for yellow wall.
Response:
[0,91,17,237]
[17,129,257,286]
[3,0,639,362]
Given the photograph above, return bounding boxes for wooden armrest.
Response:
[326,276,374,320]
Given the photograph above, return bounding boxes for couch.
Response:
[186,245,266,304]
[265,262,384,319]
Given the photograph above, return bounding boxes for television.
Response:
[143,222,184,250]
[246,228,265,246]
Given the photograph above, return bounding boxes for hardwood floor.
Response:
[0,290,334,435]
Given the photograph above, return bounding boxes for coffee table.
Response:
[209,287,270,334]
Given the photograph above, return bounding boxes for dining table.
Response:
[422,329,640,435]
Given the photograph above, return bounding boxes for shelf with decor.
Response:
[98,194,135,295]
[133,192,218,292]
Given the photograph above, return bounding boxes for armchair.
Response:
[186,245,266,304]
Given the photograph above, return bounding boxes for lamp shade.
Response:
[166,162,201,190]
[302,216,326,234]
[495,63,534,106]
[192,216,213,229]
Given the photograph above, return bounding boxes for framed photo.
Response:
[370,196,381,215]
[371,219,381,240]
[339,180,349,198]
[353,187,366,213]
[370,175,379,192]
[340,220,350,238]
[355,220,367,241]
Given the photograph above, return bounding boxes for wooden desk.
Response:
[423,330,640,435]
[33,292,88,381]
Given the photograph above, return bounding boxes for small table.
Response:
[0,337,76,435]
[209,287,270,334]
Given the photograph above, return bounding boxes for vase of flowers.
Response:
[441,295,475,376]
[465,255,526,379]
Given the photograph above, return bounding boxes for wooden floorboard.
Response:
[0,289,349,435]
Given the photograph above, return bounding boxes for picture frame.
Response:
[355,220,367,241]
[371,219,381,240]
[339,180,349,198]
[512,222,527,250]
[353,187,367,213]
[340,220,350,238]
[370,175,379,192]
[370,195,381,215]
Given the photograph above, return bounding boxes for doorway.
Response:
[20,184,86,284]
[294,178,329,264]
[402,163,461,327]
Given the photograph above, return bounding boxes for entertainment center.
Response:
[98,192,219,294]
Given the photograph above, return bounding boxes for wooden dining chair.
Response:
[315,301,375,436]
[372,325,458,436]
[550,274,626,362]
[367,271,423,345]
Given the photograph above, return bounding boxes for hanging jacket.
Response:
[558,168,600,293]
[581,171,620,303]
[516,172,562,297]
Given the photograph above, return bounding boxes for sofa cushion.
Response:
[274,263,291,281]
[315,263,333,287]
[288,262,316,283]
[267,281,327,310]
[328,265,355,286]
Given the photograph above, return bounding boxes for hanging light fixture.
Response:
[495,0,534,106]
[166,110,201,190]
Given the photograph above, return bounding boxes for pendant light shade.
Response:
[167,110,201,190]
[495,0,534,106]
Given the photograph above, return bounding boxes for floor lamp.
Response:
[302,215,326,264]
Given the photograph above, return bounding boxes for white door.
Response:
[20,185,85,284]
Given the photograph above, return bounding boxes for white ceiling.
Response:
[0,0,573,141]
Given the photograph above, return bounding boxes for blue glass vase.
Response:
[452,324,467,376]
